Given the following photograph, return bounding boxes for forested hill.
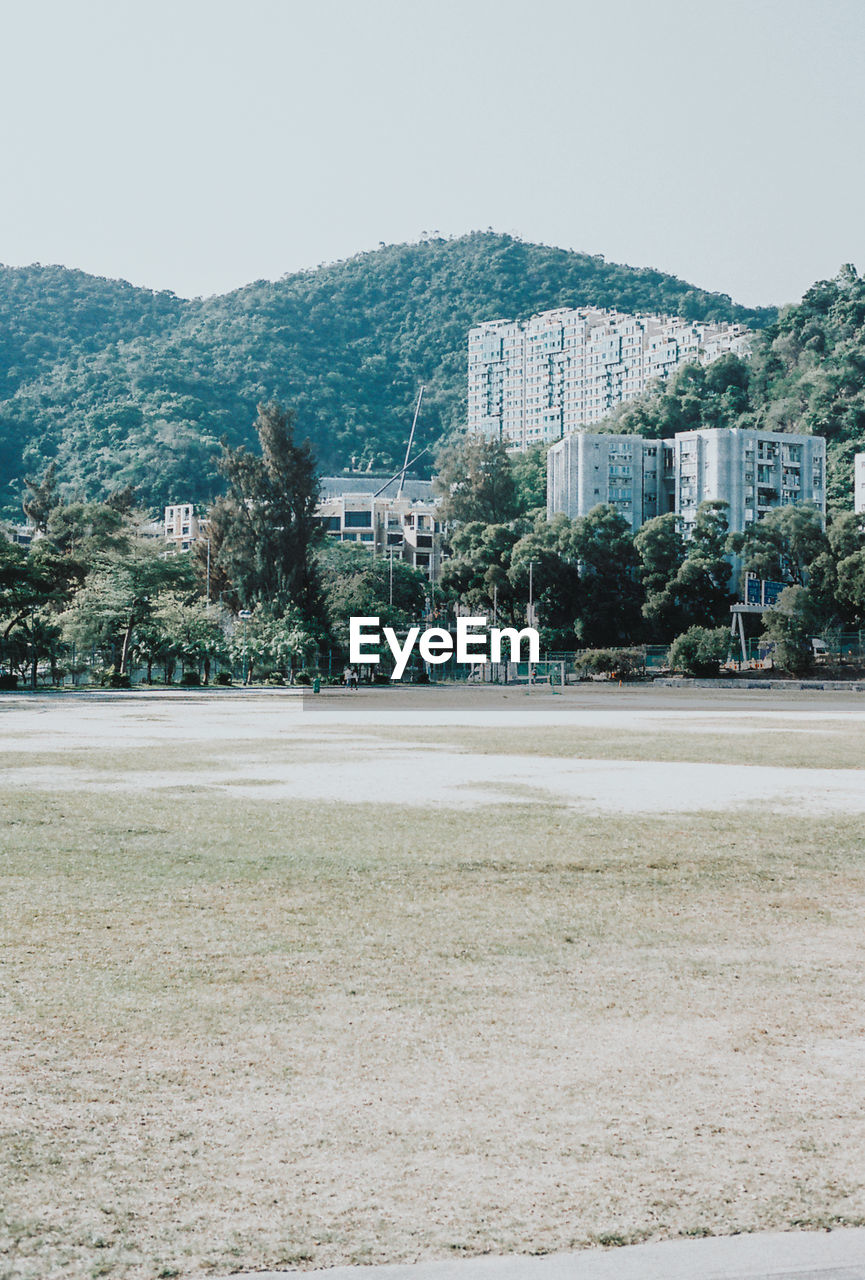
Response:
[0,233,774,517]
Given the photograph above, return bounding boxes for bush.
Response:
[179,671,201,687]
[214,671,232,686]
[575,648,645,679]
[668,626,730,677]
[0,673,18,690]
[293,670,311,686]
[98,666,131,689]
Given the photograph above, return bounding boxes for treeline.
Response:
[6,418,864,689]
[0,405,431,688]
[435,438,865,676]
[0,233,773,518]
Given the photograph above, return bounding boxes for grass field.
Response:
[2,689,865,1279]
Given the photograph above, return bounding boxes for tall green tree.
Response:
[434,436,519,525]
[210,402,322,618]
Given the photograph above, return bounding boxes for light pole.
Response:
[527,560,535,694]
[206,538,211,608]
[239,609,252,684]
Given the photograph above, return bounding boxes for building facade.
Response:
[548,428,825,535]
[855,452,865,514]
[545,432,669,532]
[468,307,750,450]
[164,503,208,551]
[316,477,443,580]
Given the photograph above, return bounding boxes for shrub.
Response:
[575,648,644,679]
[180,671,201,687]
[98,666,131,689]
[214,671,232,686]
[293,670,311,686]
[668,626,730,677]
[0,673,18,691]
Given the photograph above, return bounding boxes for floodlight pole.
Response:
[527,560,535,694]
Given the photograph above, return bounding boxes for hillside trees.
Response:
[0,234,774,516]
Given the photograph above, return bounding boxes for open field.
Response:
[2,687,865,1279]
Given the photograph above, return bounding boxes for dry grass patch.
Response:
[371,720,865,770]
[2,790,865,1278]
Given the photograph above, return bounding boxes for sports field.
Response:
[2,686,865,1279]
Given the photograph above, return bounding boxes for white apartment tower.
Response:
[855,452,865,514]
[547,428,825,536]
[546,433,668,532]
[669,429,825,535]
[469,307,751,450]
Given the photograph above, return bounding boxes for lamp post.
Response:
[239,609,252,684]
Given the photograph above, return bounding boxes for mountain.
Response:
[0,233,775,517]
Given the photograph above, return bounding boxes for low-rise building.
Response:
[316,476,443,580]
[164,503,208,551]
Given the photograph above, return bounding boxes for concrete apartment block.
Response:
[855,452,865,514]
[469,307,750,451]
[547,428,825,535]
[546,432,670,532]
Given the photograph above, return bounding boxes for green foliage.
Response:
[567,505,643,648]
[511,444,548,515]
[761,585,821,675]
[727,503,828,586]
[575,648,645,679]
[434,435,520,525]
[318,542,428,653]
[227,606,316,683]
[636,502,734,640]
[0,234,772,516]
[209,402,322,619]
[668,626,731,677]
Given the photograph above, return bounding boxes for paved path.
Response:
[234,1230,865,1280]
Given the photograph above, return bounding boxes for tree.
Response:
[22,462,58,532]
[762,585,820,675]
[152,594,226,681]
[210,402,322,619]
[728,504,828,588]
[565,505,643,648]
[59,549,192,677]
[434,436,519,525]
[668,626,730,677]
[227,607,316,683]
[318,543,427,655]
[438,521,525,623]
[511,444,548,515]
[509,515,582,649]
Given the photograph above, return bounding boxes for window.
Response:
[344,510,372,528]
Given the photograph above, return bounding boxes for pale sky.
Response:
[1,0,863,308]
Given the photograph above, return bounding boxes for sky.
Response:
[1,0,864,308]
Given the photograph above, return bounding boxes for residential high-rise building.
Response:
[547,428,825,536]
[468,307,750,450]
[855,452,865,514]
[545,433,668,532]
[668,429,825,535]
